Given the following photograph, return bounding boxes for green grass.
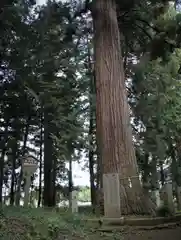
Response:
[0,206,83,240]
[0,206,121,240]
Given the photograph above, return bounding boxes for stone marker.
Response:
[160,183,174,213]
[103,173,121,218]
[22,155,38,207]
[151,190,161,207]
[70,190,78,213]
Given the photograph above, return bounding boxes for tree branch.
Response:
[136,17,177,48]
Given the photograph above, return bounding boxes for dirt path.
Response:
[122,226,181,240]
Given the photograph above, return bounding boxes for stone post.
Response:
[24,173,32,207]
[103,173,121,218]
[151,190,161,207]
[160,182,174,213]
[70,190,78,213]
[22,155,38,207]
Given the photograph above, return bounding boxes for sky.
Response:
[36,0,46,5]
[36,0,65,4]
[34,0,90,187]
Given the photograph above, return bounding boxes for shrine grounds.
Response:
[0,206,181,240]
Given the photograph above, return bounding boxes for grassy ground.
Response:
[0,206,120,240]
[0,206,181,240]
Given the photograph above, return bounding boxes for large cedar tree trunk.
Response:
[93,0,155,215]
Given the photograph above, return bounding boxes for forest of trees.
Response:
[1,0,181,216]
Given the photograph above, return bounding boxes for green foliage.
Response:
[78,186,91,202]
[118,1,181,190]
[132,48,181,185]
[116,0,181,68]
[0,0,88,206]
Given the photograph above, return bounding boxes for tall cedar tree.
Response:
[93,0,155,215]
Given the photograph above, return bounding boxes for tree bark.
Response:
[175,139,181,186]
[10,139,18,205]
[38,112,43,207]
[93,0,155,215]
[88,103,97,211]
[86,34,97,212]
[15,116,31,206]
[68,157,73,209]
[160,161,165,187]
[43,109,54,207]
[52,156,56,206]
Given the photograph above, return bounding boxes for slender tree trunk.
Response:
[91,18,104,215]
[38,112,43,207]
[88,110,96,210]
[43,72,57,207]
[86,34,97,211]
[142,153,150,194]
[93,0,155,215]
[0,122,9,203]
[10,140,18,205]
[52,156,56,206]
[95,126,104,215]
[68,157,73,209]
[43,111,52,207]
[170,142,177,183]
[174,0,178,10]
[0,145,5,204]
[160,161,165,187]
[151,157,159,190]
[174,139,181,209]
[175,139,181,186]
[43,109,54,207]
[15,116,31,206]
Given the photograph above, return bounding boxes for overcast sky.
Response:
[36,0,66,4]
[36,0,46,5]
